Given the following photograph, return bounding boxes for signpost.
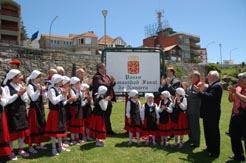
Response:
[102,48,165,94]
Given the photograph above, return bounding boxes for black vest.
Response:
[144,103,158,130]
[28,83,46,128]
[93,96,105,116]
[171,97,184,123]
[129,99,141,127]
[48,87,63,110]
[70,87,83,119]
[82,96,92,119]
[5,83,28,133]
[159,99,171,124]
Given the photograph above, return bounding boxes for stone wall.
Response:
[0,44,206,86]
[0,44,101,81]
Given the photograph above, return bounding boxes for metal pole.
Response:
[49,16,58,48]
[219,43,222,65]
[205,41,215,63]
[230,48,238,61]
[102,10,108,49]
[104,15,106,48]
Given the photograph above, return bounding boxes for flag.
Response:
[31,31,39,42]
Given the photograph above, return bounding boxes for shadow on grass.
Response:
[80,141,97,151]
[106,132,128,139]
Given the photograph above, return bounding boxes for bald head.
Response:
[56,66,65,75]
[76,68,85,81]
[49,68,57,77]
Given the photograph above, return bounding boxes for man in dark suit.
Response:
[194,70,223,158]
[158,67,181,96]
[92,63,116,135]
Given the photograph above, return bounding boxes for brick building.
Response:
[143,27,206,63]
[0,0,21,45]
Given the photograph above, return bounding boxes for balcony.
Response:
[0,10,19,17]
[190,43,200,49]
[191,49,202,56]
[0,24,19,31]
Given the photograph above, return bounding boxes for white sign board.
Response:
[106,52,160,92]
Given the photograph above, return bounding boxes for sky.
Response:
[16,0,246,64]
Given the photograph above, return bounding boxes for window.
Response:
[85,37,91,45]
[57,40,60,44]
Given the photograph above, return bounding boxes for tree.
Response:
[20,18,28,41]
[205,63,221,74]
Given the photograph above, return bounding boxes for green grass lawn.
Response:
[6,91,238,163]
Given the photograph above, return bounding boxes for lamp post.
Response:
[49,16,58,48]
[205,41,215,62]
[102,10,108,49]
[219,43,222,66]
[230,48,238,61]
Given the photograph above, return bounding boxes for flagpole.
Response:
[49,16,58,49]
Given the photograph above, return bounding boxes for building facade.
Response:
[98,35,127,50]
[143,27,205,63]
[195,48,208,63]
[39,31,98,55]
[0,0,21,45]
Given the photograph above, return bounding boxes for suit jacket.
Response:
[158,77,181,96]
[92,72,116,102]
[187,85,202,116]
[199,80,223,119]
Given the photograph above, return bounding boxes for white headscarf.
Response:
[3,69,20,85]
[70,77,80,85]
[128,89,138,98]
[51,74,63,86]
[63,76,70,85]
[145,93,154,99]
[176,87,186,96]
[81,83,90,90]
[96,85,108,98]
[26,70,41,84]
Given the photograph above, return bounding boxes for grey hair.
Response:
[238,72,246,81]
[193,70,201,79]
[209,70,220,79]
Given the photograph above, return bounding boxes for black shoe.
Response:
[190,144,199,148]
[229,155,245,161]
[202,147,209,152]
[225,131,230,136]
[209,153,219,158]
[107,131,117,135]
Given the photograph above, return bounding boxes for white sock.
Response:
[58,137,62,147]
[75,134,79,139]
[161,136,164,142]
[18,138,24,149]
[180,135,184,143]
[51,137,56,149]
[9,141,13,151]
[71,134,75,141]
[129,132,133,142]
[136,132,140,142]
[152,136,156,142]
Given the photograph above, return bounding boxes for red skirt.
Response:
[0,112,12,156]
[172,112,189,135]
[142,119,158,136]
[89,114,106,139]
[158,117,172,136]
[9,129,29,141]
[124,119,142,133]
[69,106,84,134]
[45,110,66,138]
[24,108,48,145]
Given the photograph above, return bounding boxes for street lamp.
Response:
[49,16,59,48]
[205,41,215,62]
[102,10,108,49]
[229,48,238,61]
[219,43,222,66]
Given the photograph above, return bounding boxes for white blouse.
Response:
[4,82,28,104]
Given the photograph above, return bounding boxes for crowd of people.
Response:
[0,59,246,162]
